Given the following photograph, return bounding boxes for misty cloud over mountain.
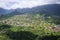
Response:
[0,4,60,16]
[0,0,60,9]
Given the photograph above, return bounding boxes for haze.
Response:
[0,0,60,9]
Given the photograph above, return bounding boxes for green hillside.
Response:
[0,13,60,40]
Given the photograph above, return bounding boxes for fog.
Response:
[0,0,60,9]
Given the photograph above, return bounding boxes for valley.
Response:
[0,4,60,40]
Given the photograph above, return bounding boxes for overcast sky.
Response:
[0,0,60,9]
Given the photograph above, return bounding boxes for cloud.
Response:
[0,0,60,9]
[0,0,19,9]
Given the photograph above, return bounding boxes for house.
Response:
[53,25,60,32]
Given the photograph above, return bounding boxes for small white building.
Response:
[55,25,60,28]
[53,25,60,32]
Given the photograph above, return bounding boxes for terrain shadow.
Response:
[6,31,37,40]
[0,12,24,20]
[6,31,60,40]
[0,25,60,40]
[0,25,11,30]
[38,35,60,40]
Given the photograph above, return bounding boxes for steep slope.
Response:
[0,8,14,15]
[32,4,60,16]
[0,4,60,16]
[0,8,7,15]
[16,4,60,16]
[0,4,60,20]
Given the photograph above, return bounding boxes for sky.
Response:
[0,0,60,9]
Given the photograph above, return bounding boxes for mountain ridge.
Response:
[0,4,60,16]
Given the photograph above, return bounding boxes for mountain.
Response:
[0,8,7,15]
[0,4,60,17]
[32,4,60,16]
[16,4,60,16]
[0,8,14,15]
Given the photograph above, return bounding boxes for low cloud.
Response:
[0,0,60,9]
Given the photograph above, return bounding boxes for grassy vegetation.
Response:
[0,13,60,40]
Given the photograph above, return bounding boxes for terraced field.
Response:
[0,13,60,40]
